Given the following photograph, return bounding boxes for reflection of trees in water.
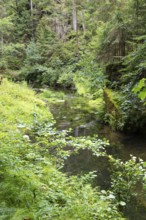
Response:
[63,149,111,189]
[74,126,86,137]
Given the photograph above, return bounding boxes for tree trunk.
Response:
[136,0,139,35]
[15,0,19,11]
[72,0,79,56]
[72,0,77,32]
[80,11,86,33]
[30,0,34,38]
[120,30,125,57]
[1,34,4,55]
[30,0,33,16]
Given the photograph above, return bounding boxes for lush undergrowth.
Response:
[1,0,146,134]
[0,79,125,220]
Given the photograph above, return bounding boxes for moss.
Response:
[38,88,65,104]
[0,79,52,133]
[104,89,124,130]
[74,76,91,96]
[88,98,104,110]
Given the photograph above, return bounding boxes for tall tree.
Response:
[72,0,77,32]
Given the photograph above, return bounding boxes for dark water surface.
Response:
[49,94,146,220]
[49,94,146,160]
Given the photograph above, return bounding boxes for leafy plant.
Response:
[110,155,146,204]
[133,78,146,101]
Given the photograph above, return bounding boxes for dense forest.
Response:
[1,0,146,219]
[1,0,146,131]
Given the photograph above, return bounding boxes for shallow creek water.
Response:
[49,94,146,220]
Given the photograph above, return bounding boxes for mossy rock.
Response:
[103,89,124,130]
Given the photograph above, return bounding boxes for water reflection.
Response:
[49,93,146,220]
[74,126,86,136]
[49,94,146,160]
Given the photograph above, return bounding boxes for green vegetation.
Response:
[1,0,146,131]
[1,77,146,219]
[38,88,65,103]
[0,79,125,219]
[1,0,146,218]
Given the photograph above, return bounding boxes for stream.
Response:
[49,93,146,220]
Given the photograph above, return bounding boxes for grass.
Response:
[0,79,124,220]
[39,89,65,100]
[0,79,52,129]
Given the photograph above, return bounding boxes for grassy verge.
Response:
[0,79,123,220]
